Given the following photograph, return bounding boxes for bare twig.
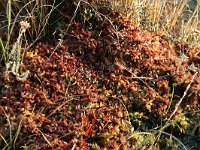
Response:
[168,72,198,121]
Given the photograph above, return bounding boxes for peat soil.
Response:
[0,11,200,149]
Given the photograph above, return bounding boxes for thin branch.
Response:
[168,72,198,121]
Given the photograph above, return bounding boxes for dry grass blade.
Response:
[38,129,53,148]
[160,131,188,150]
[0,106,13,148]
[0,133,8,148]
[13,119,23,150]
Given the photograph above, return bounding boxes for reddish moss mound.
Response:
[0,11,199,149]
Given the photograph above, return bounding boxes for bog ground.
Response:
[0,0,200,149]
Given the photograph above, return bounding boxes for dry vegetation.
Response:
[0,0,200,149]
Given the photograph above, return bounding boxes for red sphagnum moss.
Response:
[0,8,199,149]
